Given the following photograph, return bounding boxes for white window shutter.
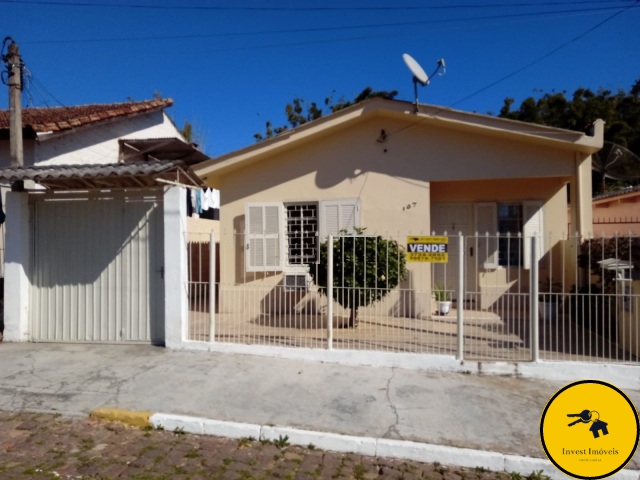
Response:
[245,203,283,272]
[475,202,498,269]
[320,199,360,239]
[523,201,543,270]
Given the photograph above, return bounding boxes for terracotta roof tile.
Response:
[0,98,173,133]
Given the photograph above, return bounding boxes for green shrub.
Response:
[310,228,407,327]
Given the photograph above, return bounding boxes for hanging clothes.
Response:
[201,187,213,212]
[211,188,220,210]
[186,189,193,217]
[195,189,202,214]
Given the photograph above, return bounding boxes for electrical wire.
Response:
[3,0,636,152]
[0,0,637,12]
[19,4,640,45]
[22,70,66,108]
[384,0,640,139]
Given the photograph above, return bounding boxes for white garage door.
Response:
[29,193,165,344]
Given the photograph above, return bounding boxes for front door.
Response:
[431,203,473,300]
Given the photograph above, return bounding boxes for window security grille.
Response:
[286,204,318,264]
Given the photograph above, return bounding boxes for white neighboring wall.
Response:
[163,186,188,348]
[34,111,183,166]
[3,192,30,341]
[3,187,190,346]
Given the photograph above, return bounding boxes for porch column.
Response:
[4,191,30,342]
[571,152,594,237]
[163,186,188,348]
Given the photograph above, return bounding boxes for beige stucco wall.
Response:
[210,113,591,316]
[220,115,578,229]
[187,217,219,243]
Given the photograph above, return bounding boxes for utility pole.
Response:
[2,37,24,190]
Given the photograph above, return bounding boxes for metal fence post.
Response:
[327,234,334,350]
[457,232,464,361]
[530,235,539,362]
[209,230,216,344]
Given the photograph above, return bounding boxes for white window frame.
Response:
[245,199,360,273]
[319,199,360,240]
[245,202,285,272]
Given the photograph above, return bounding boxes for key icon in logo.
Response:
[567,410,609,438]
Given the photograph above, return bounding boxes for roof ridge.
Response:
[20,98,173,112]
[0,98,174,133]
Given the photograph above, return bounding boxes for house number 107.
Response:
[403,202,417,211]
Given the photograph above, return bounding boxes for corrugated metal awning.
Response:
[120,138,209,165]
[0,159,203,190]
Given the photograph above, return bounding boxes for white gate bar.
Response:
[530,235,540,362]
[457,232,464,361]
[209,231,216,343]
[327,235,334,350]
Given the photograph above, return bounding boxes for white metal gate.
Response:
[30,193,165,343]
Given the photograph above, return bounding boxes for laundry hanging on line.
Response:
[187,187,219,220]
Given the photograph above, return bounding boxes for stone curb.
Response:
[91,409,640,480]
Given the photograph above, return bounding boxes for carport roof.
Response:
[0,159,202,190]
[119,138,209,165]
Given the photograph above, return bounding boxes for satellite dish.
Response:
[402,53,446,112]
[592,141,640,193]
[403,53,429,86]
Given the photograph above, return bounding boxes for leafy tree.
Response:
[309,228,407,328]
[254,87,398,142]
[499,79,640,195]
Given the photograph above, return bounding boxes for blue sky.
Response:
[0,0,638,157]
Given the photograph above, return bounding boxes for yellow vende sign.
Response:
[540,380,639,479]
[407,236,448,263]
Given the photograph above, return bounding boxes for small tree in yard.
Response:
[309,228,407,328]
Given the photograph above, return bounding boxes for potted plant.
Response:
[538,279,563,321]
[434,284,452,315]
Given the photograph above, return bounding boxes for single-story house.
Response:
[194,98,603,318]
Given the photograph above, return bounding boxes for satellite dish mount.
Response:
[402,53,446,112]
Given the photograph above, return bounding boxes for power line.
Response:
[447,0,640,110]
[20,4,640,45]
[0,0,637,12]
[25,72,65,107]
[386,0,640,138]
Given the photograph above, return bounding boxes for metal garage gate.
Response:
[29,193,165,344]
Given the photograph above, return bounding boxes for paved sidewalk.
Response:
[0,410,516,479]
[0,343,638,477]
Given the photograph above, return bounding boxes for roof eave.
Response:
[194,98,605,184]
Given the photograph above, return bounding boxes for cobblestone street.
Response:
[0,411,537,480]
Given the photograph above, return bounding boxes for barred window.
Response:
[286,203,318,264]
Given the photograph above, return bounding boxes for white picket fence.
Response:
[186,231,640,365]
